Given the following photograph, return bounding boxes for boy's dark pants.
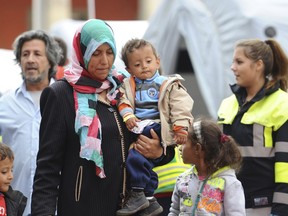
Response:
[126,123,161,196]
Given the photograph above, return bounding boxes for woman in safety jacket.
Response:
[218,38,288,216]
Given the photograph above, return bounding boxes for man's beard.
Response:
[23,72,47,84]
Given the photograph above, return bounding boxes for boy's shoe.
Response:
[117,191,149,216]
[138,197,163,216]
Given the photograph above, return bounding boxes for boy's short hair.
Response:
[0,142,14,161]
[121,38,158,67]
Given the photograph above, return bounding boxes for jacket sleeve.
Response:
[168,81,194,128]
[31,81,71,215]
[154,145,175,167]
[118,81,134,118]
[168,177,181,216]
[223,180,246,215]
[272,120,288,215]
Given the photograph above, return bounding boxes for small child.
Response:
[0,142,27,216]
[116,38,194,216]
[168,118,245,216]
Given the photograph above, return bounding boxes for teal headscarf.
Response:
[64,19,125,178]
[81,19,116,68]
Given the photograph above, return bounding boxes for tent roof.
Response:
[143,0,288,118]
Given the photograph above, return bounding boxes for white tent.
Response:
[143,0,288,118]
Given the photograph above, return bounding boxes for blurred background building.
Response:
[0,0,161,49]
[2,0,288,118]
[1,0,205,116]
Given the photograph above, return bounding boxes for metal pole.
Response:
[87,0,96,19]
[32,0,43,29]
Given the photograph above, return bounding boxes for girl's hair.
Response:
[235,38,288,91]
[0,142,14,161]
[13,30,62,80]
[121,38,158,67]
[190,118,242,176]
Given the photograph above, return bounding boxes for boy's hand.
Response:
[125,117,140,130]
[173,132,188,145]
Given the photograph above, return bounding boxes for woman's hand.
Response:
[134,129,163,159]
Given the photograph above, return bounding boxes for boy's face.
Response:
[0,157,13,192]
[126,45,160,80]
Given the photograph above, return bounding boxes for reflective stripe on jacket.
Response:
[218,89,288,211]
[154,147,191,194]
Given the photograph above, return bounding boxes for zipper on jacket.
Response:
[112,104,127,207]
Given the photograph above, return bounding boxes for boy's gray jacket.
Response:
[119,74,194,148]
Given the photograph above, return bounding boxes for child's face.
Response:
[126,45,160,80]
[180,139,198,165]
[0,157,13,192]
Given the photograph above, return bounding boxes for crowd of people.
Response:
[0,18,287,216]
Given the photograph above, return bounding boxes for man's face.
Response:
[20,39,51,89]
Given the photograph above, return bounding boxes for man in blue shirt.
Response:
[0,30,61,215]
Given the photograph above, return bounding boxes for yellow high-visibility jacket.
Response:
[218,88,288,213]
[154,146,191,194]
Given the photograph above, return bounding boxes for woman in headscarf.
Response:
[31,19,174,216]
